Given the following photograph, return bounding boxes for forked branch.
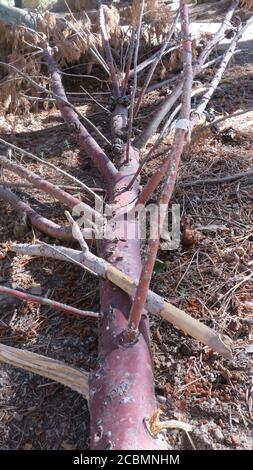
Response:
[126,0,193,344]
[12,243,233,360]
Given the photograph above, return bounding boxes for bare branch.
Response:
[129,45,180,79]
[134,9,180,117]
[0,343,89,397]
[0,155,99,222]
[134,0,240,149]
[194,106,253,136]
[126,0,145,161]
[126,0,193,342]
[122,25,136,95]
[99,3,121,98]
[180,169,253,187]
[65,210,89,253]
[0,60,111,148]
[127,86,207,189]
[0,138,102,202]
[44,49,118,183]
[0,286,99,320]
[0,185,73,241]
[11,243,233,360]
[191,15,253,127]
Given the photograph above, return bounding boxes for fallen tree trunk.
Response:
[0,0,243,451]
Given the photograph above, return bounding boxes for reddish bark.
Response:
[0,185,73,241]
[89,146,165,450]
[126,0,193,336]
[0,155,97,221]
[0,286,99,320]
[133,0,239,150]
[46,49,165,449]
[44,51,118,184]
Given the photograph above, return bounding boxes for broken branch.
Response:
[0,343,89,397]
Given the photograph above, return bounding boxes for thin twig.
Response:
[193,106,253,136]
[126,0,145,161]
[134,9,180,117]
[0,286,99,320]
[99,2,121,98]
[64,0,109,75]
[0,61,111,147]
[180,169,253,187]
[0,138,102,202]
[0,154,98,221]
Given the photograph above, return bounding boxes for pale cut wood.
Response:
[0,343,89,397]
[12,243,233,359]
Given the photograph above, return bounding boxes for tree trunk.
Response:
[89,148,166,449]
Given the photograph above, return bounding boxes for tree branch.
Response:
[125,0,193,345]
[0,138,101,202]
[180,169,253,187]
[191,15,253,128]
[44,49,118,184]
[0,155,99,223]
[11,243,233,360]
[126,0,145,160]
[0,343,89,397]
[0,186,73,241]
[134,9,180,117]
[0,286,99,320]
[133,0,240,149]
[99,3,121,98]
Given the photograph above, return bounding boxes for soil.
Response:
[0,32,253,450]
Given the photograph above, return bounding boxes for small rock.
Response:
[157,395,167,404]
[13,412,23,423]
[213,427,224,443]
[29,284,42,295]
[246,344,253,354]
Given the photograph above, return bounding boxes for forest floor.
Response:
[0,41,253,449]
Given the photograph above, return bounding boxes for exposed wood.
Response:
[0,343,89,397]
[12,243,233,360]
